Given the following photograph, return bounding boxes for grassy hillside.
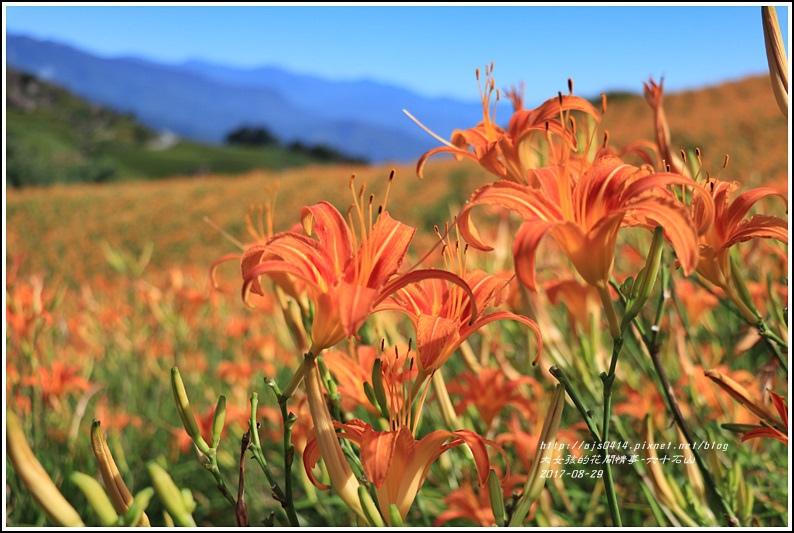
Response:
[5,160,483,287]
[597,75,788,188]
[6,68,366,187]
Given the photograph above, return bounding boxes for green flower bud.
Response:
[70,472,119,527]
[211,395,227,450]
[488,469,506,526]
[388,504,404,527]
[147,462,196,527]
[171,367,211,455]
[357,486,385,527]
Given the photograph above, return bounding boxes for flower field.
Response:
[5,58,790,528]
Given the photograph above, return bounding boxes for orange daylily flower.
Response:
[324,343,417,415]
[414,65,599,186]
[21,362,91,409]
[706,370,788,446]
[305,414,500,524]
[673,278,720,325]
[544,278,602,335]
[459,153,714,292]
[643,78,685,175]
[690,178,788,323]
[447,367,540,430]
[435,480,501,527]
[741,391,788,445]
[434,474,525,527]
[496,412,586,473]
[321,345,379,414]
[241,180,474,354]
[305,420,499,524]
[304,346,504,524]
[242,179,478,521]
[92,399,143,434]
[211,188,306,308]
[376,230,541,375]
[6,273,53,344]
[614,381,670,430]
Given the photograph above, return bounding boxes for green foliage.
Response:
[5,68,366,188]
[286,140,368,165]
[225,125,279,147]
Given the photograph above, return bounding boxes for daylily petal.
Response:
[620,171,715,236]
[348,211,415,289]
[210,252,242,288]
[452,126,498,149]
[509,94,600,143]
[240,244,270,296]
[359,426,402,489]
[335,282,379,338]
[466,269,514,311]
[242,260,320,306]
[440,430,499,487]
[554,216,623,288]
[464,311,543,365]
[301,202,354,276]
[623,195,701,276]
[512,219,558,292]
[415,315,461,372]
[573,155,634,223]
[770,391,788,428]
[528,166,563,206]
[741,427,788,445]
[417,146,482,180]
[302,429,330,490]
[376,269,477,322]
[619,140,661,168]
[378,280,436,318]
[475,140,509,178]
[245,232,334,290]
[722,215,788,249]
[379,427,421,521]
[460,181,561,252]
[723,187,786,234]
[310,292,347,351]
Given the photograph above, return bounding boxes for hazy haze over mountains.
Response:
[6,33,490,163]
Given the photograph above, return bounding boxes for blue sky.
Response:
[4,3,791,103]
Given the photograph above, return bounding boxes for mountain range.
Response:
[6,33,490,164]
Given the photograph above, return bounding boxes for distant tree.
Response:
[224,125,279,147]
[286,140,368,165]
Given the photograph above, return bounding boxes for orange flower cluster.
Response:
[233,64,788,526]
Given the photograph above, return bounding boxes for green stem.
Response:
[248,393,299,526]
[600,342,624,528]
[206,452,237,509]
[597,285,625,527]
[267,379,301,527]
[611,419,669,526]
[282,357,309,400]
[549,367,601,442]
[757,319,788,371]
[690,274,788,372]
[549,366,621,527]
[624,265,739,525]
[647,338,738,525]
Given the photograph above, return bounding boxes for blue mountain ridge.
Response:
[6,34,486,164]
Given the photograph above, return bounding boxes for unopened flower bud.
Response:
[171,367,211,455]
